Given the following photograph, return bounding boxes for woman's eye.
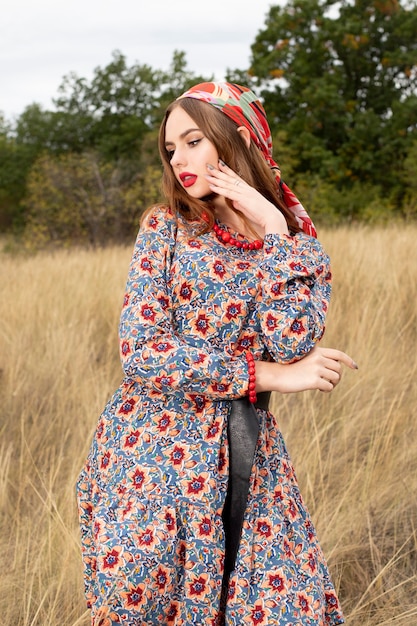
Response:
[188,139,201,148]
[167,150,175,159]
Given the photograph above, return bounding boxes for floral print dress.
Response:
[77,205,344,626]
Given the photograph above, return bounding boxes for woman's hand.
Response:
[206,160,289,235]
[255,346,358,394]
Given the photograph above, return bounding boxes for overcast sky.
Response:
[1,0,276,121]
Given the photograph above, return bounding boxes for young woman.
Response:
[77,82,357,625]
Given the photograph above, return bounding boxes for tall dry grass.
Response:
[0,225,416,625]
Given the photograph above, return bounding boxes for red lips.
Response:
[179,172,197,188]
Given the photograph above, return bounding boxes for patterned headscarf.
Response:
[178,82,317,238]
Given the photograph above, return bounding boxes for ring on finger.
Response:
[234,179,241,186]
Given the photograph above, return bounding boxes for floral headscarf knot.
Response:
[178,81,317,238]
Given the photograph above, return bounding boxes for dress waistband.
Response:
[254,391,271,411]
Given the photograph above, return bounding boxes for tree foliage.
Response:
[248,0,417,214]
[1,51,211,244]
[23,151,162,247]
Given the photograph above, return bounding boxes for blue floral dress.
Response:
[77,205,344,625]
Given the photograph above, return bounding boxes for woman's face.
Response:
[164,105,219,200]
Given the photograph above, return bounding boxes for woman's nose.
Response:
[171,148,186,168]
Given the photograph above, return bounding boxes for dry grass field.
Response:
[0,224,416,625]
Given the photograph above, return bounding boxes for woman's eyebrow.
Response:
[165,128,201,146]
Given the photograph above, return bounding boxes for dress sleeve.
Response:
[257,232,332,363]
[119,206,249,399]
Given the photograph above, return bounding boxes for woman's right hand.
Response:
[255,346,358,394]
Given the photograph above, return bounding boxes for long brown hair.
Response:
[153,97,301,234]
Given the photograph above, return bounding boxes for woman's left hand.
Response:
[206,160,289,235]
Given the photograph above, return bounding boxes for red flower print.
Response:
[156,412,173,433]
[118,398,136,415]
[93,518,103,538]
[325,591,338,607]
[165,510,176,533]
[101,547,122,571]
[193,313,211,336]
[194,352,207,364]
[197,516,213,537]
[289,260,308,274]
[170,445,186,466]
[158,295,169,309]
[273,487,284,504]
[218,449,226,472]
[186,473,207,495]
[153,564,171,591]
[305,519,315,542]
[140,257,153,273]
[225,301,242,321]
[283,538,293,558]
[212,259,226,278]
[123,429,140,448]
[140,303,156,322]
[138,527,155,547]
[288,318,306,336]
[151,340,175,353]
[120,340,131,356]
[155,374,175,388]
[268,573,285,593]
[227,579,236,600]
[206,420,220,439]
[266,312,278,330]
[148,216,159,229]
[296,591,312,614]
[187,574,208,597]
[210,382,231,394]
[287,499,298,519]
[121,499,134,518]
[256,518,272,538]
[123,583,145,607]
[166,601,179,623]
[238,335,255,350]
[176,540,186,565]
[123,293,130,307]
[305,550,317,573]
[270,282,283,296]
[179,281,193,301]
[251,602,266,624]
[96,420,104,439]
[189,394,207,413]
[100,451,111,470]
[129,468,150,491]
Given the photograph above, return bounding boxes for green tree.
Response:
[23,151,163,247]
[4,50,210,239]
[52,49,210,161]
[248,0,417,215]
[0,116,38,231]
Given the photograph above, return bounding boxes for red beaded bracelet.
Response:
[245,351,257,404]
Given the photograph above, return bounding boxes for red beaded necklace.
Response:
[213,222,263,250]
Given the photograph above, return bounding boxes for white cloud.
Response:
[1,0,276,119]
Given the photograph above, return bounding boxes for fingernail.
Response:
[352,360,359,370]
[206,163,214,170]
[218,159,226,167]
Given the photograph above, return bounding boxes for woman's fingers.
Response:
[317,347,359,371]
[301,346,357,393]
[206,162,247,196]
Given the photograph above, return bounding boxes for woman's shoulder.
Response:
[141,203,178,230]
[137,204,182,242]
